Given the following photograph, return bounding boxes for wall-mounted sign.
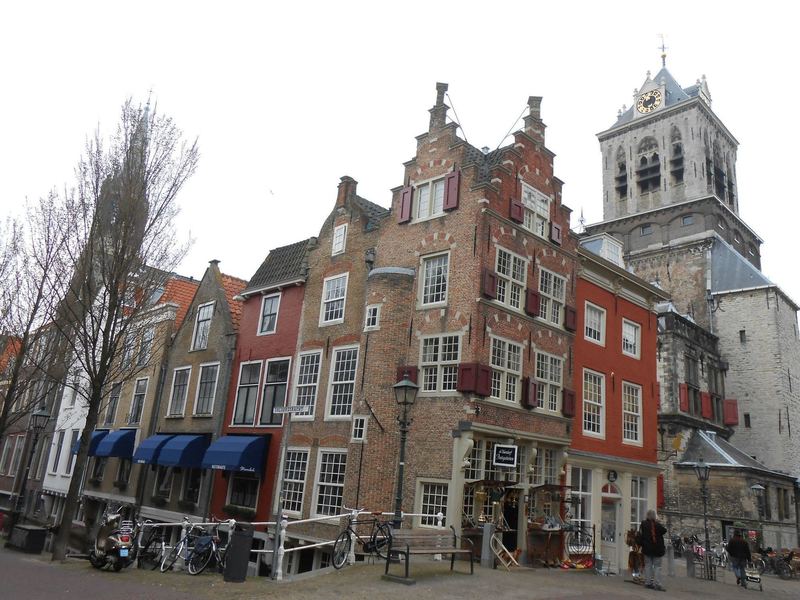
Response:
[493,444,518,468]
[607,470,618,483]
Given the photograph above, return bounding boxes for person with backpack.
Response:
[639,509,667,591]
[727,530,751,587]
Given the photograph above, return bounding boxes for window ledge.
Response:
[192,414,213,419]
[319,319,345,328]
[410,213,446,225]
[165,415,185,419]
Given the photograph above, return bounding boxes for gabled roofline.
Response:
[239,277,305,299]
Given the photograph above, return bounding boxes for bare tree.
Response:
[50,100,198,560]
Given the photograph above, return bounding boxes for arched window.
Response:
[670,126,684,185]
[636,138,660,193]
[615,147,627,200]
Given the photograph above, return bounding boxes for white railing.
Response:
[138,517,236,570]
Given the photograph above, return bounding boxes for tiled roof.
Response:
[463,145,507,184]
[353,196,389,231]
[220,273,247,333]
[246,238,313,294]
[161,275,200,328]
[0,336,21,375]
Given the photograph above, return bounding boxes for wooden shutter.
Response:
[657,474,665,508]
[521,377,537,409]
[561,389,576,417]
[700,392,712,419]
[398,186,413,224]
[457,363,477,393]
[395,366,418,384]
[549,222,562,245]
[564,306,577,331]
[443,171,460,211]
[482,269,498,300]
[475,365,492,397]
[525,289,540,317]
[679,383,689,412]
[509,197,524,223]
[723,399,739,426]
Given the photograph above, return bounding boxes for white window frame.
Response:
[64,429,80,475]
[489,336,523,403]
[153,465,174,500]
[419,333,461,394]
[521,182,551,239]
[227,471,260,509]
[319,273,349,326]
[9,434,26,477]
[137,326,155,367]
[534,350,563,412]
[167,366,192,417]
[331,223,348,255]
[413,176,446,222]
[34,435,49,480]
[416,479,449,528]
[584,302,606,346]
[351,416,367,442]
[419,252,450,307]
[630,476,649,530]
[312,448,347,518]
[104,382,122,425]
[128,377,149,424]
[292,350,322,421]
[49,431,65,475]
[191,301,215,351]
[180,467,203,504]
[622,381,643,445]
[0,437,12,475]
[258,356,292,427]
[258,293,281,336]
[364,304,381,331]
[325,345,359,420]
[231,360,262,427]
[622,319,641,359]
[494,246,528,312]
[569,466,592,531]
[193,361,220,416]
[531,447,557,485]
[582,369,605,439]
[281,447,310,517]
[538,268,566,327]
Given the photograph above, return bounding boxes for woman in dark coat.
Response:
[727,530,751,587]
[639,509,667,591]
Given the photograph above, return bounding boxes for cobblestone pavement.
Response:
[2,546,798,600]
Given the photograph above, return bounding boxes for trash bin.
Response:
[223,522,254,583]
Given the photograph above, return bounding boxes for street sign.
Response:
[272,405,310,414]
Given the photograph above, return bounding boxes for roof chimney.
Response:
[429,82,449,131]
[336,176,358,208]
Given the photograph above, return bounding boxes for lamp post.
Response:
[9,408,50,531]
[750,483,765,549]
[392,372,418,530]
[692,456,711,579]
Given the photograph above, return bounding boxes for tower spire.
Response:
[659,34,668,68]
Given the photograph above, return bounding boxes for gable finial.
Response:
[659,33,668,68]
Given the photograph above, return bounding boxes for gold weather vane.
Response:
[659,34,668,67]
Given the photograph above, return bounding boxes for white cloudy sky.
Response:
[2,1,799,299]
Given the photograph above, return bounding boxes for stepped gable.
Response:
[220,272,247,332]
[245,238,314,294]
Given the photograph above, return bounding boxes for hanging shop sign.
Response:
[492,444,518,468]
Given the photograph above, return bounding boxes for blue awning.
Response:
[94,429,137,458]
[158,435,209,468]
[201,435,269,472]
[72,430,110,456]
[132,434,175,465]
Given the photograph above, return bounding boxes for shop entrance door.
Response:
[600,500,620,573]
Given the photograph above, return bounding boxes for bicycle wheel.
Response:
[138,537,163,570]
[776,561,792,580]
[187,545,213,575]
[332,531,351,569]
[372,523,392,560]
[160,541,183,573]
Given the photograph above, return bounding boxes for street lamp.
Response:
[392,372,418,530]
[10,407,50,530]
[750,483,765,549]
[692,456,712,579]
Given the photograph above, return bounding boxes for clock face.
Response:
[636,90,663,114]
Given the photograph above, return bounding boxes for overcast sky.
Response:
[2,1,799,300]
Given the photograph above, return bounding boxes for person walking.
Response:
[639,509,667,591]
[727,530,751,588]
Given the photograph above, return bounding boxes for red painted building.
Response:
[569,234,668,574]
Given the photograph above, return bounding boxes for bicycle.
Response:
[136,521,169,570]
[332,507,392,569]
[187,519,233,575]
[160,518,205,573]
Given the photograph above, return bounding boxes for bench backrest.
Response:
[391,528,456,550]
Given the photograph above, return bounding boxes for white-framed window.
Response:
[9,434,26,477]
[419,252,449,306]
[293,351,322,418]
[232,361,262,426]
[34,435,49,480]
[332,223,347,255]
[569,467,592,531]
[194,363,219,416]
[259,293,281,335]
[419,481,448,527]
[351,416,367,442]
[167,367,191,416]
[137,326,155,367]
[65,368,81,407]
[622,381,642,444]
[320,273,348,325]
[128,378,148,424]
[0,437,13,474]
[228,472,259,509]
[191,302,214,351]
[495,247,527,311]
[630,476,649,529]
[327,346,358,418]
[582,369,605,437]
[181,468,203,504]
[584,302,606,345]
[364,305,380,331]
[535,351,563,411]
[121,336,134,370]
[153,465,173,499]
[490,337,522,403]
[538,268,566,326]
[64,429,80,475]
[313,450,347,516]
[90,456,107,481]
[622,319,641,358]
[259,358,291,426]
[522,182,551,239]
[104,382,121,425]
[414,177,446,221]
[281,448,309,515]
[420,334,460,394]
[49,431,65,474]
[116,458,131,485]
[531,447,557,485]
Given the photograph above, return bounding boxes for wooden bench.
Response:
[383,526,474,584]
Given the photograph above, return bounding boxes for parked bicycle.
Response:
[160,518,205,573]
[187,518,232,575]
[136,520,169,570]
[332,507,392,569]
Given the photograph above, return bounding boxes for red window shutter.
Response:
[679,383,689,412]
[509,197,524,223]
[562,389,575,417]
[398,186,413,224]
[657,474,665,508]
[525,289,540,317]
[700,392,712,419]
[396,366,418,385]
[444,171,460,211]
[521,377,537,409]
[723,399,739,426]
[482,269,498,300]
[549,222,562,245]
[564,306,577,332]
[475,365,492,397]
[457,363,477,393]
